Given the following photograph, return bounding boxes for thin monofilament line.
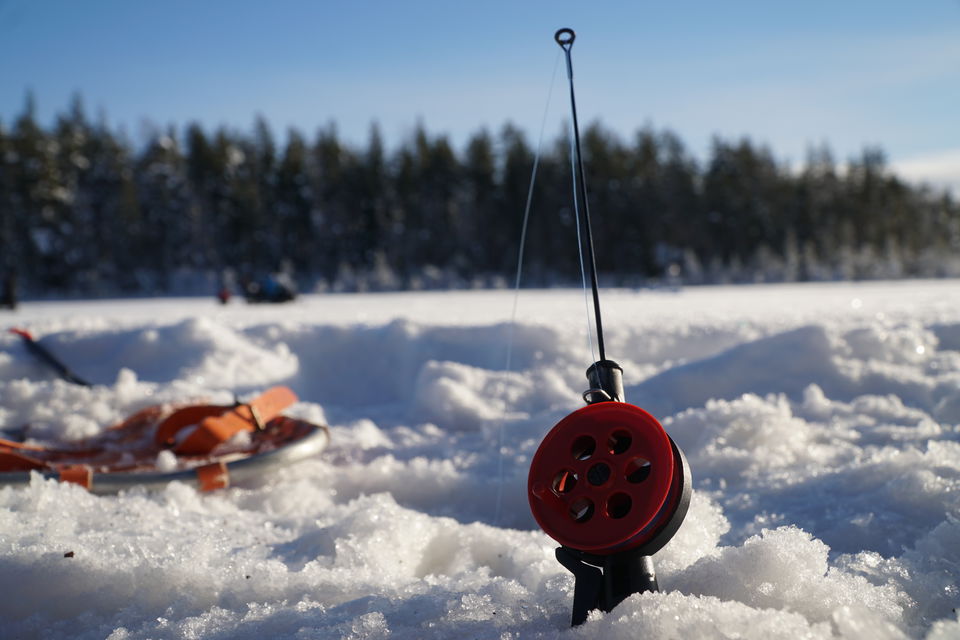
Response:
[510,54,561,315]
[493,49,561,526]
[568,126,598,367]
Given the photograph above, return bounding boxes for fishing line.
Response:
[569,125,598,366]
[493,48,561,525]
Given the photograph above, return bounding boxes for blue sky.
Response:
[2,1,959,189]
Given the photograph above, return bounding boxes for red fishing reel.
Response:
[528,400,690,556]
[526,361,692,623]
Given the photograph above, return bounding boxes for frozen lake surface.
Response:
[1,281,959,639]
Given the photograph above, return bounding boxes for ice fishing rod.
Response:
[9,328,91,387]
[527,29,692,627]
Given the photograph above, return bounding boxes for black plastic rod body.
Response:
[555,28,606,362]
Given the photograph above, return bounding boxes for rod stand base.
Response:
[555,545,659,626]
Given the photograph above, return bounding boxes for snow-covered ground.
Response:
[1,281,959,639]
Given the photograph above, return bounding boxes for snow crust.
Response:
[1,281,959,639]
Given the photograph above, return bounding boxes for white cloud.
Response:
[893,149,960,196]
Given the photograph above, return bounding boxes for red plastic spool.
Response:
[528,401,686,555]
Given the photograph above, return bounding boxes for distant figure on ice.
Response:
[217,269,235,305]
[1,268,18,310]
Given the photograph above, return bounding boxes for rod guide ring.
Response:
[555,28,575,47]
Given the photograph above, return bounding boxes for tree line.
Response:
[1,94,959,297]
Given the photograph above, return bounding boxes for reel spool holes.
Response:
[528,401,690,556]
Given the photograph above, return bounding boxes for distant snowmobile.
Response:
[243,273,297,304]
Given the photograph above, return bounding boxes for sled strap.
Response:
[173,386,298,455]
[154,404,231,447]
[59,464,92,489]
[196,461,229,491]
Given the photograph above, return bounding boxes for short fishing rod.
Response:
[9,328,91,387]
[527,29,692,628]
[555,28,607,363]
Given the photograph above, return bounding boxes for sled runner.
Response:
[0,386,328,493]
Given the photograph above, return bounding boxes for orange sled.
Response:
[0,386,328,493]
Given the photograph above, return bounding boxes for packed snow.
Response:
[1,281,959,639]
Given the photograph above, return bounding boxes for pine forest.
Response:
[2,95,959,297]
